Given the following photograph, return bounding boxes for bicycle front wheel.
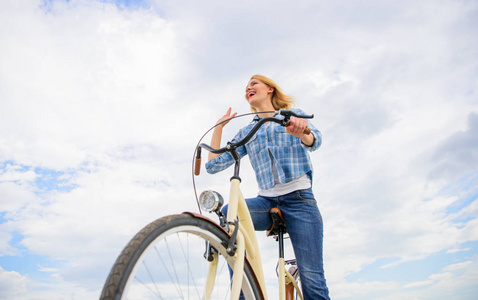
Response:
[100,213,263,299]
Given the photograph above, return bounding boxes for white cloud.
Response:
[443,260,474,272]
[0,0,477,299]
[0,178,38,216]
[0,230,17,256]
[0,266,28,298]
[0,0,193,170]
[403,280,434,289]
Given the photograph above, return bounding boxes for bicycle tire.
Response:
[100,213,264,299]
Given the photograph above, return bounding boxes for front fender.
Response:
[182,211,229,235]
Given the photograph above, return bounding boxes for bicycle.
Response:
[100,109,313,300]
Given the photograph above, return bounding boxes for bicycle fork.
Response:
[203,228,245,300]
[204,178,268,300]
[204,244,218,299]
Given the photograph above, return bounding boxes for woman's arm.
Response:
[208,107,237,161]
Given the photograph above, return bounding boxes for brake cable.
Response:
[191,111,276,214]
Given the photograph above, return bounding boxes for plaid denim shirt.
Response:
[205,108,322,190]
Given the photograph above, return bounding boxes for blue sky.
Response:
[1,0,477,299]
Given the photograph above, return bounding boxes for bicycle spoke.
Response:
[177,233,201,298]
[141,261,163,298]
[167,236,186,297]
[154,240,184,298]
[134,274,164,299]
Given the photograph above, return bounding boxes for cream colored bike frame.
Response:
[227,178,267,299]
[203,178,303,300]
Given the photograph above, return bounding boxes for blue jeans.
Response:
[223,188,330,300]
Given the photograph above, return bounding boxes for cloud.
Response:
[0,0,196,170]
[0,165,38,213]
[429,113,478,180]
[0,0,477,299]
[0,266,28,299]
[442,260,474,272]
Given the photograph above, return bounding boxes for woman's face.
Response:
[245,78,274,108]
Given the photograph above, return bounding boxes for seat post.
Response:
[267,207,288,299]
[278,228,285,259]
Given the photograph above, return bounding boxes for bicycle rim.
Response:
[101,213,263,300]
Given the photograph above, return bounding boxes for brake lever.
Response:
[278,109,314,119]
[279,110,313,135]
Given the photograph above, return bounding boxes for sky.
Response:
[0,0,477,299]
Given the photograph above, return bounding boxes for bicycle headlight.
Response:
[199,190,224,213]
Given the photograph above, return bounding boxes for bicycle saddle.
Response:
[266,207,287,237]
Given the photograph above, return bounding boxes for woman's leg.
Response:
[281,188,330,300]
[222,195,277,230]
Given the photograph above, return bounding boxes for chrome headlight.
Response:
[199,190,224,213]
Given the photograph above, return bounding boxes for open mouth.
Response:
[247,91,256,98]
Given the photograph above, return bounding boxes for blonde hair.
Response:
[249,75,294,112]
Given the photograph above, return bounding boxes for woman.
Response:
[205,75,330,300]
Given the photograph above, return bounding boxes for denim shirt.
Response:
[205,108,322,190]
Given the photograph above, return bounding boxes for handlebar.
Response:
[194,110,314,176]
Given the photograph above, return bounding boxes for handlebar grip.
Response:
[285,121,311,135]
[194,147,202,176]
[194,157,201,176]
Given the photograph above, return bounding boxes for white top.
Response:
[258,173,311,197]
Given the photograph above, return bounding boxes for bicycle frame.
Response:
[199,178,268,300]
[226,178,267,299]
[200,177,303,300]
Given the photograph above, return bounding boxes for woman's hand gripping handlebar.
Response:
[194,110,314,175]
[285,120,311,135]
